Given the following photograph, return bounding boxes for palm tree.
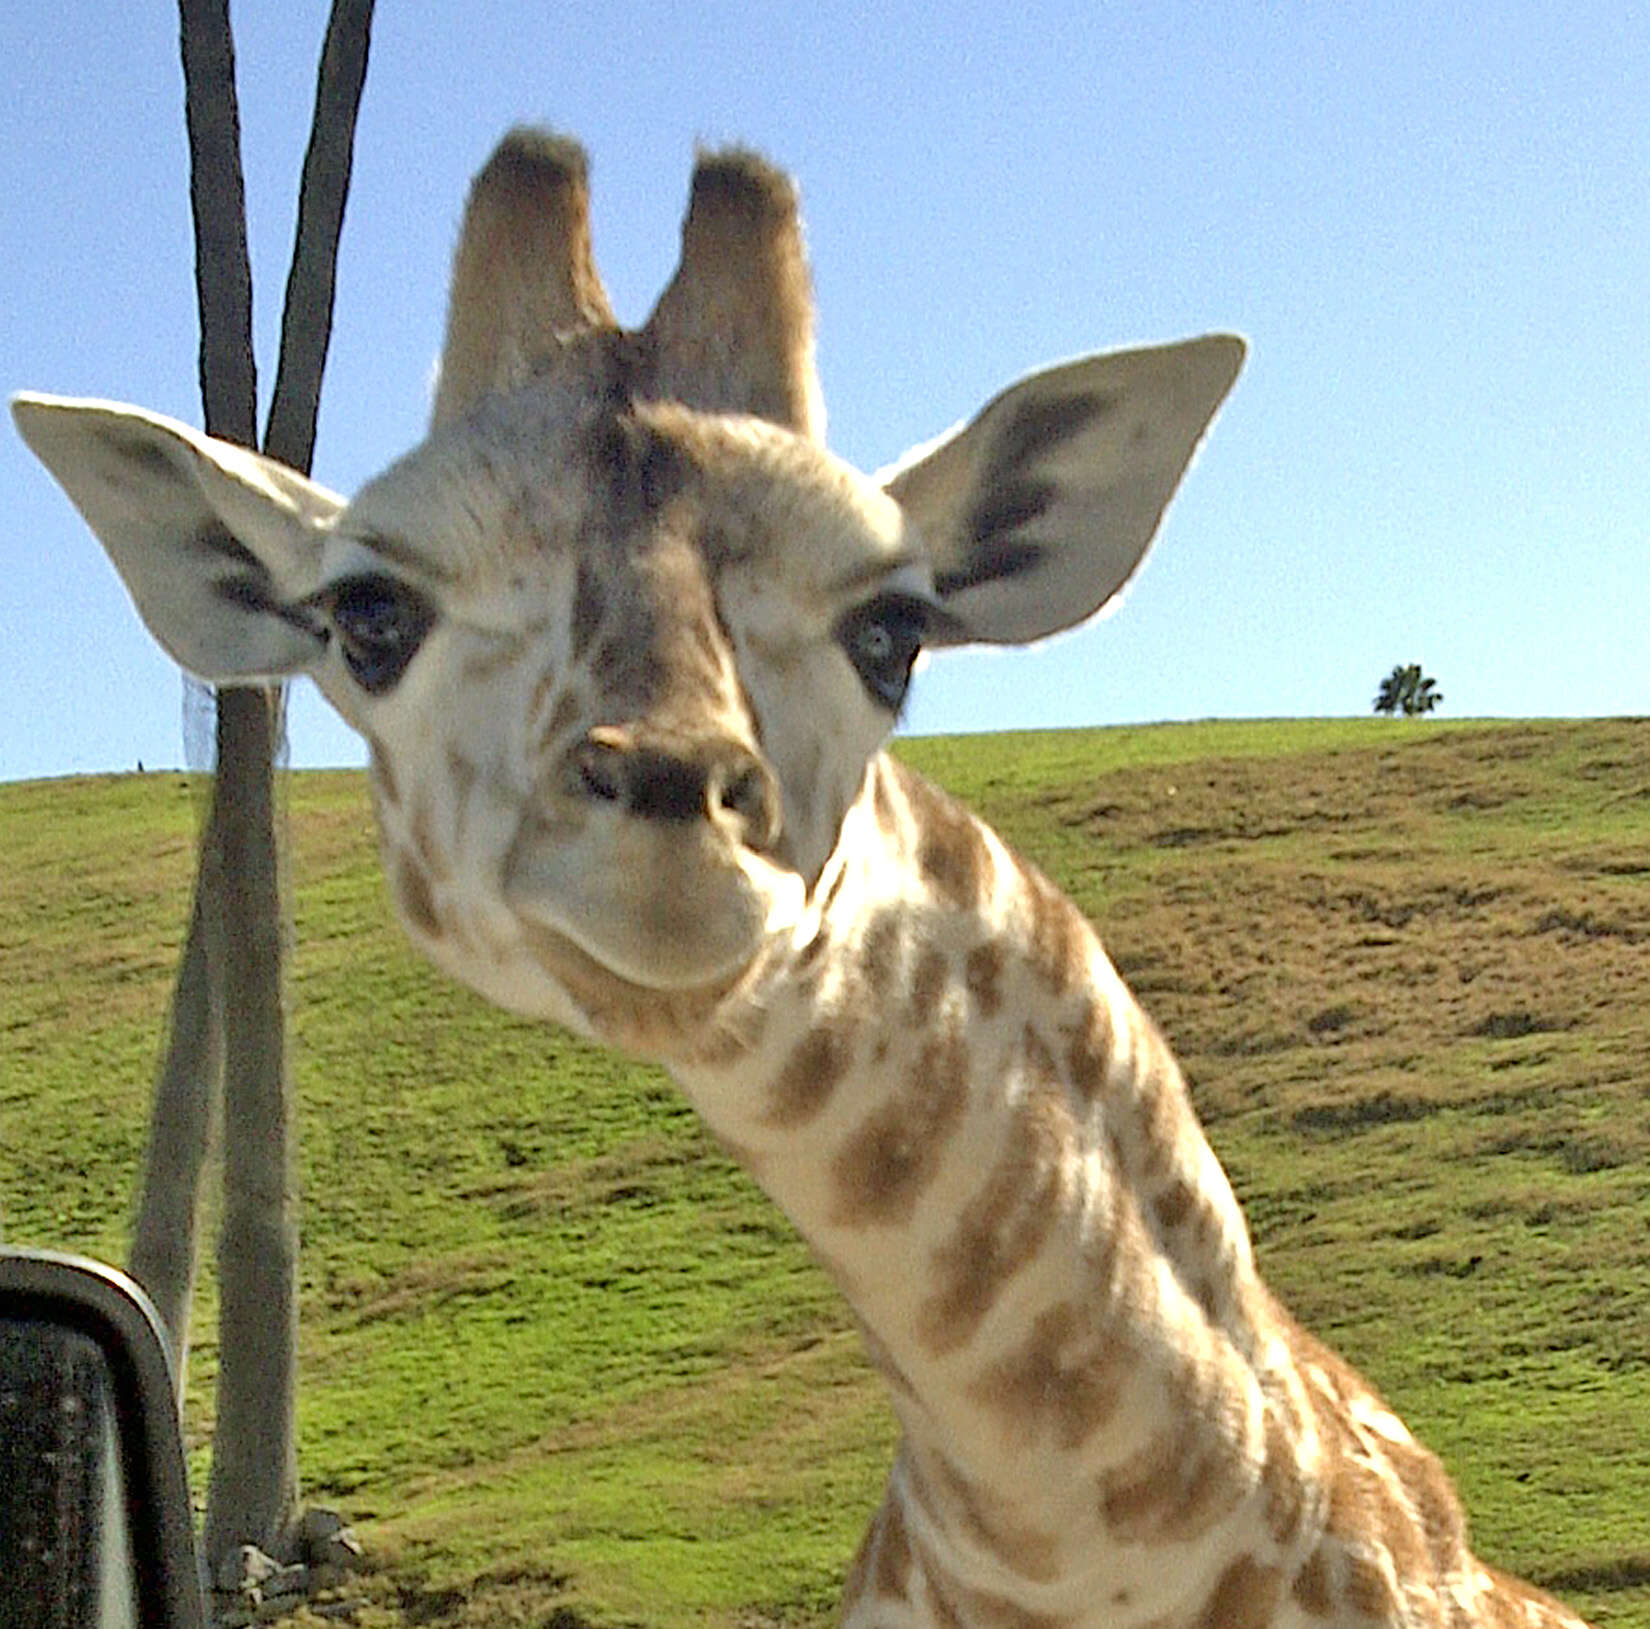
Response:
[1373,663,1443,717]
[1373,664,1412,714]
[1408,673,1443,715]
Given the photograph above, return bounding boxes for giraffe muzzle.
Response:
[495,720,799,993]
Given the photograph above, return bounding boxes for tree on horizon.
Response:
[1374,662,1444,717]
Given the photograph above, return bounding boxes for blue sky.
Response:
[3,2,1646,780]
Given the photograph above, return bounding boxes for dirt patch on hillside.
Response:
[1010,723,1650,1131]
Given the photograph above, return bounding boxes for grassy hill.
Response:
[2,718,1648,1628]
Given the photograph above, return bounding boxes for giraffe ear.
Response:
[12,393,344,683]
[881,335,1244,647]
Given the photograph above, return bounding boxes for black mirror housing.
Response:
[0,1248,205,1629]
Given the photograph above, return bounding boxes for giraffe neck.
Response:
[667,756,1593,1629]
[672,755,1294,1623]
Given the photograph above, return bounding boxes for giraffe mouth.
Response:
[502,819,805,994]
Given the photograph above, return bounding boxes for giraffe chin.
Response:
[491,912,766,1065]
[521,906,759,994]
[501,806,808,997]
[503,846,805,999]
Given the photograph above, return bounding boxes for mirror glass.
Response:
[0,1314,138,1629]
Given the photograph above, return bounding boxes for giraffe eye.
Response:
[837,594,929,712]
[326,574,434,695]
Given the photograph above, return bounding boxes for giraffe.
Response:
[14,129,1596,1629]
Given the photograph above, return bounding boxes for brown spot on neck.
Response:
[907,944,950,1029]
[1291,1548,1334,1618]
[859,911,904,994]
[765,1021,856,1127]
[903,772,990,915]
[1022,864,1086,997]
[1258,1378,1313,1549]
[1097,1343,1256,1545]
[1064,998,1115,1102]
[829,1022,969,1228]
[969,1296,1127,1452]
[918,1063,1072,1356]
[1195,1554,1282,1629]
[964,940,1005,1017]
[1153,1178,1194,1232]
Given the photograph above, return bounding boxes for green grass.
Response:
[3,719,1648,1627]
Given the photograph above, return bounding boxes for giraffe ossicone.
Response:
[14,128,1594,1629]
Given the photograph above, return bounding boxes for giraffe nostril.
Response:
[720,764,761,819]
[718,761,781,848]
[575,743,625,804]
[562,728,780,847]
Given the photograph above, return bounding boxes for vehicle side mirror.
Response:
[0,1248,205,1629]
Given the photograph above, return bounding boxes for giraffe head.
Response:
[13,130,1241,1049]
